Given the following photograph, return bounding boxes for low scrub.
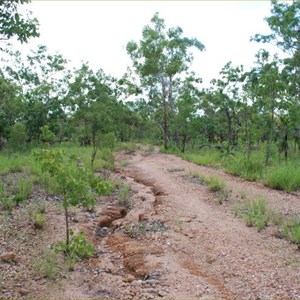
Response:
[224,155,264,181]
[282,217,300,249]
[181,150,221,168]
[235,198,270,232]
[201,174,225,192]
[264,162,300,192]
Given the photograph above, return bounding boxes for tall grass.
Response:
[223,153,265,181]
[264,162,300,192]
[181,148,221,168]
[163,145,300,193]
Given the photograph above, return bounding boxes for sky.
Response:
[24,1,278,86]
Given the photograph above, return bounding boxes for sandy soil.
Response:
[1,149,300,299]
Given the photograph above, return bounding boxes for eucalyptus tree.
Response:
[126,13,205,149]
[249,50,285,165]
[209,62,244,148]
[175,74,203,152]
[252,0,300,154]
[0,76,24,142]
[1,45,70,141]
[0,0,39,45]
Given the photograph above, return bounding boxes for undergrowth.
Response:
[234,198,270,232]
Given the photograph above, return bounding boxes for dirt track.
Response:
[40,149,300,299]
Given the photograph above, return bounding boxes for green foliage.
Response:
[264,162,300,192]
[224,153,265,181]
[40,125,56,145]
[0,0,39,43]
[28,201,47,229]
[33,249,60,280]
[0,182,14,212]
[118,185,131,207]
[181,149,221,168]
[7,122,27,151]
[102,132,116,151]
[16,175,33,201]
[237,198,270,232]
[54,230,95,260]
[201,175,225,192]
[282,217,300,249]
[34,147,114,246]
[97,148,115,171]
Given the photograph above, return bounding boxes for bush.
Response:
[54,230,95,261]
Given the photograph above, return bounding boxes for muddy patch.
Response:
[107,232,164,279]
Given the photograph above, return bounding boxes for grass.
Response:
[235,198,270,232]
[201,174,225,192]
[282,217,300,249]
[264,162,300,192]
[0,182,15,212]
[118,184,131,207]
[33,248,60,280]
[181,149,221,168]
[223,153,264,181]
[163,145,300,193]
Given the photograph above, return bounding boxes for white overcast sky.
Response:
[24,1,278,86]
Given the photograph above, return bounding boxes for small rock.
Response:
[123,274,135,283]
[1,252,16,263]
[158,290,168,297]
[19,288,30,296]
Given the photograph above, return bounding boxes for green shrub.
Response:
[264,162,300,192]
[54,230,95,261]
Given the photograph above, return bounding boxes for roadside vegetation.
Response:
[0,1,299,296]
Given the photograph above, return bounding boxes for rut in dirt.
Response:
[123,150,300,299]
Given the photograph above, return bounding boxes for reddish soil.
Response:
[1,148,300,299]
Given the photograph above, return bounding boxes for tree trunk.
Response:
[65,204,70,246]
[168,76,179,145]
[161,79,168,150]
[265,98,275,166]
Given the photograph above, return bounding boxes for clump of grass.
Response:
[0,182,15,212]
[13,175,33,205]
[282,217,300,250]
[216,191,229,204]
[201,175,225,192]
[118,185,131,207]
[146,144,155,152]
[264,162,300,192]
[33,248,60,280]
[120,160,130,167]
[28,201,47,229]
[238,198,270,232]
